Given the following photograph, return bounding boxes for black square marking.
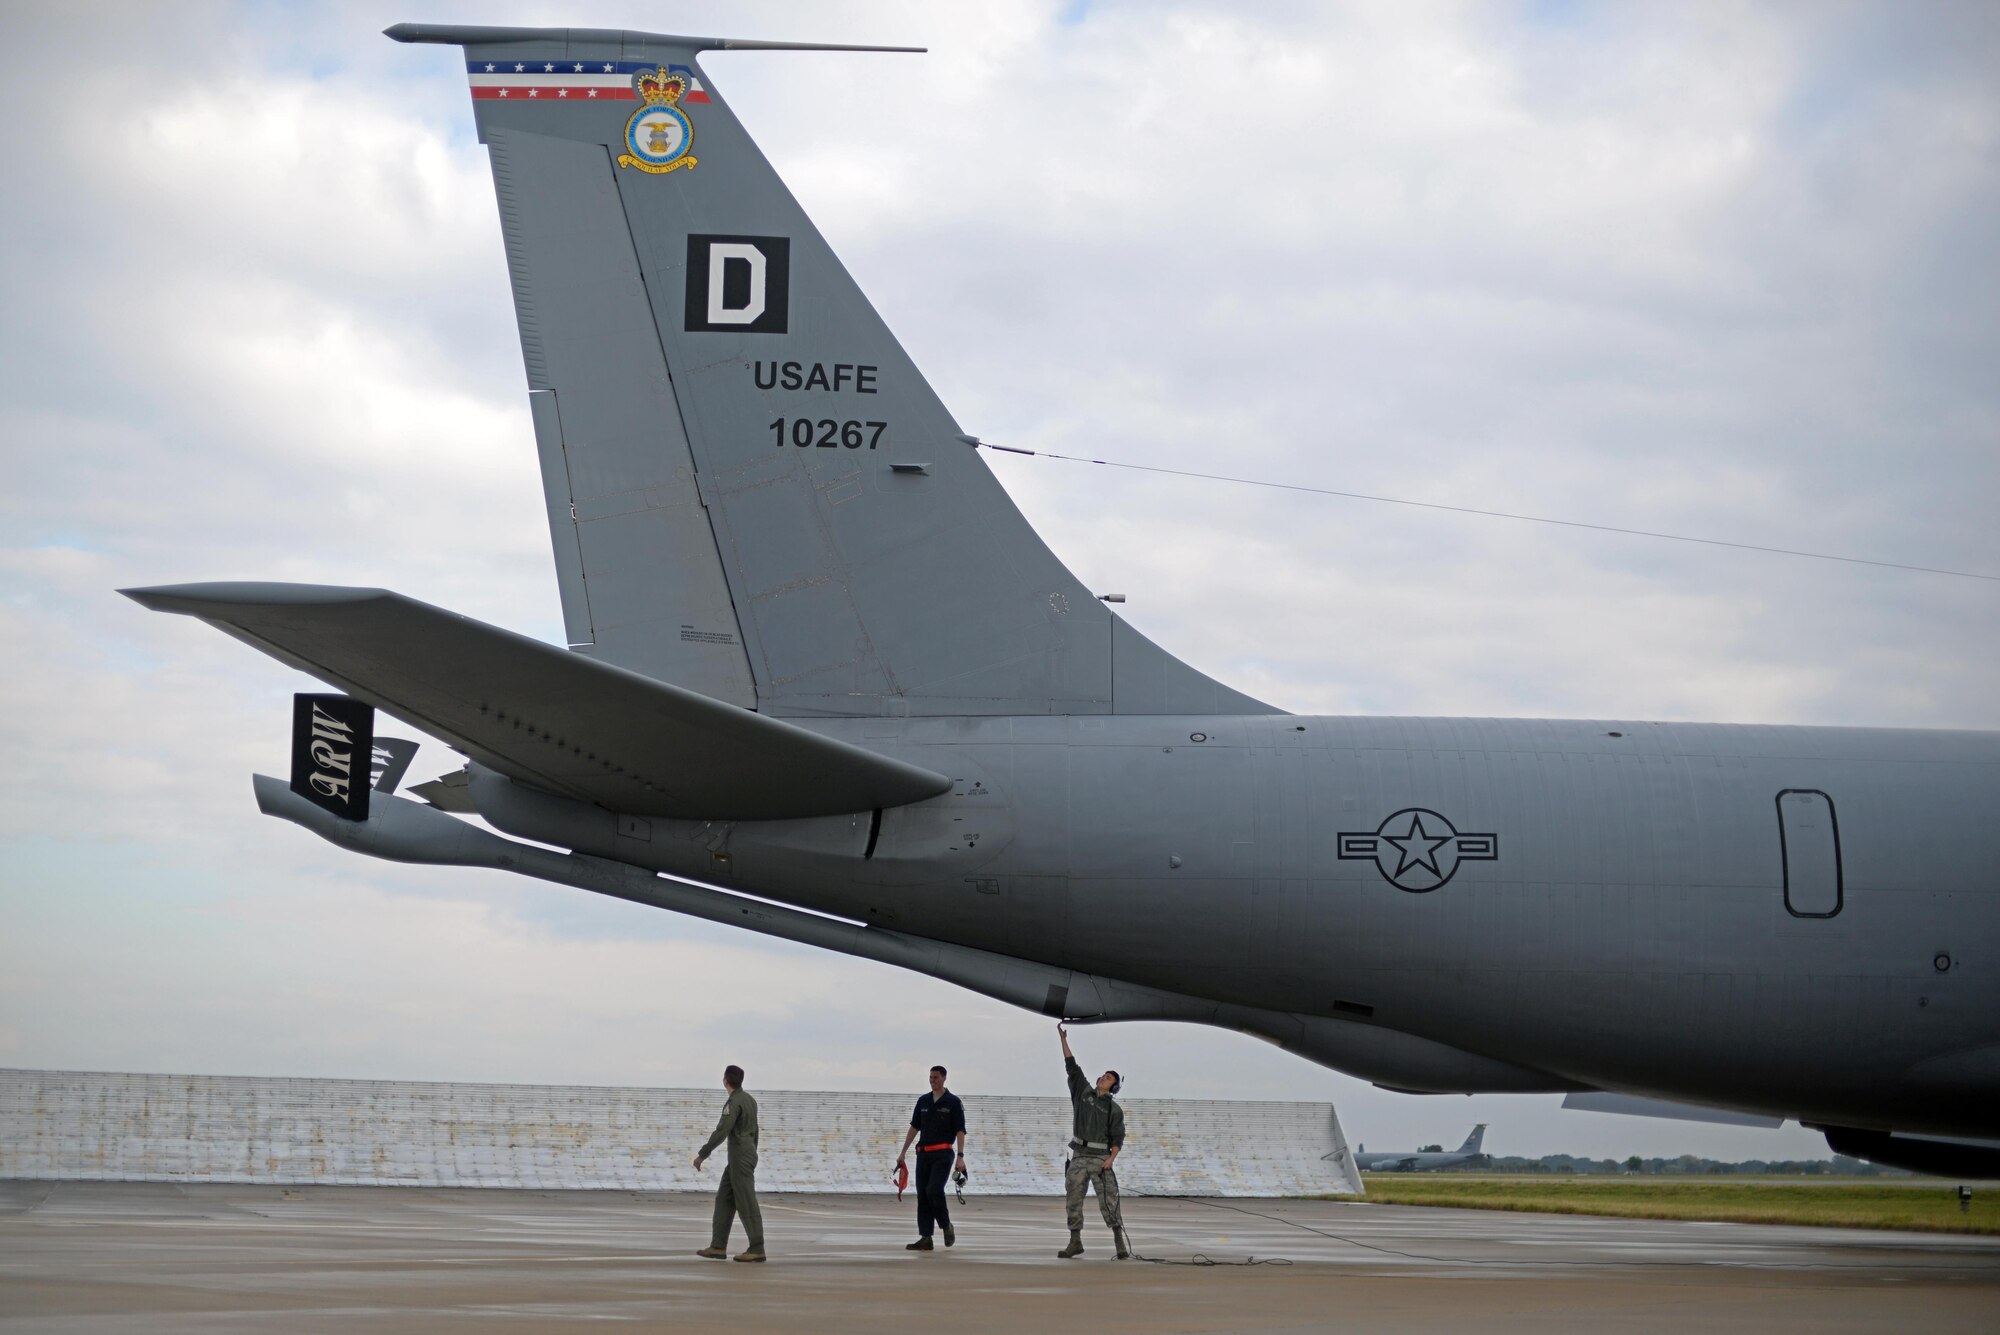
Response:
[685,234,790,333]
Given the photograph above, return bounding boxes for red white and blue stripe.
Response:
[465,59,712,103]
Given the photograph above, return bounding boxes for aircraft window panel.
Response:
[1776,789,1841,918]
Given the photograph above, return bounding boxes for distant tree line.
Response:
[1424,1153,1905,1176]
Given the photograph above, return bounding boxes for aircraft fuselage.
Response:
[472,712,2000,1139]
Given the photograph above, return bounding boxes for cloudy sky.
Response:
[3,1,1996,1163]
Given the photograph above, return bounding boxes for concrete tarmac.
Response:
[4,1181,1997,1333]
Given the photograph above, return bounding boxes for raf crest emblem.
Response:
[617,67,698,175]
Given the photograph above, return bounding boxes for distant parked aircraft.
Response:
[1356,1125,1488,1172]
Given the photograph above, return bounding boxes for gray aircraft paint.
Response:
[496,125,756,707]
[1561,1092,1782,1129]
[130,24,2000,1162]
[1355,1124,1487,1172]
[122,582,953,821]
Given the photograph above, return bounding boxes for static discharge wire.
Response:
[1131,1193,1989,1274]
[962,439,2000,585]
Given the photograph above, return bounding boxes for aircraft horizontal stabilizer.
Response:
[383,22,926,55]
[1561,1091,1784,1128]
[124,582,952,819]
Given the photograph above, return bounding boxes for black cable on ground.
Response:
[1131,1250,1293,1267]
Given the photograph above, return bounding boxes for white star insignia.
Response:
[587,89,598,97]
[558,88,568,97]
[528,88,538,97]
[603,63,614,72]
[573,63,584,72]
[514,63,524,72]
[484,63,494,72]
[544,62,554,72]
[498,88,509,97]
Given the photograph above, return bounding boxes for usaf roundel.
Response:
[1338,808,1498,893]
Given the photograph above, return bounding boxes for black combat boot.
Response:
[1057,1229,1084,1259]
[942,1222,955,1247]
[1114,1227,1130,1259]
[905,1236,933,1251]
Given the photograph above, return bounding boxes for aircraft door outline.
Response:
[1776,788,1843,918]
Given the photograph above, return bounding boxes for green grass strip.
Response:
[1323,1177,2000,1235]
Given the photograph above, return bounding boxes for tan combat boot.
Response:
[1057,1229,1084,1259]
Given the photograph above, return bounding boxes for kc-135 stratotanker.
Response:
[1354,1124,1490,1173]
[128,23,1999,1176]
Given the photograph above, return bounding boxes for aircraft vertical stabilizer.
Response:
[390,23,1271,718]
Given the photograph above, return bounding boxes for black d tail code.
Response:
[685,235,790,333]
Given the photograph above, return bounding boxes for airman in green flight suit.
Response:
[693,1064,765,1262]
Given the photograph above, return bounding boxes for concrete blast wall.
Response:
[0,1070,1363,1198]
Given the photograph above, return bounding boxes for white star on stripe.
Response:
[573,63,584,72]
[602,63,613,72]
[514,63,524,72]
[528,88,538,97]
[498,89,509,97]
[558,88,568,97]
[543,62,554,72]
[484,63,494,72]
[587,89,598,97]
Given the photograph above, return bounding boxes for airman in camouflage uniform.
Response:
[693,1064,764,1261]
[1057,1023,1129,1259]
